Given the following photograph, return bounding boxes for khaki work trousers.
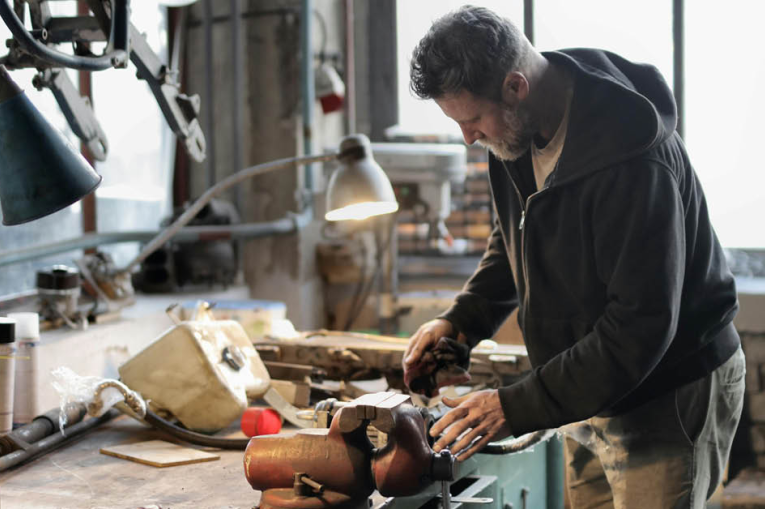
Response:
[563,347,746,509]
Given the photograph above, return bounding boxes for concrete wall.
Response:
[183,0,350,329]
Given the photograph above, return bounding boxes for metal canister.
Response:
[0,317,16,433]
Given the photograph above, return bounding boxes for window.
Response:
[685,1,765,248]
[534,0,673,85]
[92,2,174,267]
[396,0,524,138]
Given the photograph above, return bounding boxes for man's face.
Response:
[436,89,536,161]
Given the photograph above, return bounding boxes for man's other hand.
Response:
[429,389,511,461]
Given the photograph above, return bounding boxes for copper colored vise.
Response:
[244,392,455,509]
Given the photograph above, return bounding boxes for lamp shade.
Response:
[0,66,102,226]
[325,134,398,221]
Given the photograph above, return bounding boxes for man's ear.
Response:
[501,71,529,106]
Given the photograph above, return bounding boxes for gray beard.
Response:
[478,103,536,161]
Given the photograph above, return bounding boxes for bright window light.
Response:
[396,1,524,137]
[534,0,673,85]
[685,1,765,248]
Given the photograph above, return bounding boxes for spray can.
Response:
[8,313,39,426]
[0,317,16,434]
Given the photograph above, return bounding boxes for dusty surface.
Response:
[0,416,258,509]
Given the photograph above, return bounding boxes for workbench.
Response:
[0,416,259,508]
[0,414,562,509]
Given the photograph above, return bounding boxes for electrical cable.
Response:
[352,216,397,324]
[343,214,397,331]
[143,410,250,450]
[342,233,368,330]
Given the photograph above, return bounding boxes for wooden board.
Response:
[99,439,220,468]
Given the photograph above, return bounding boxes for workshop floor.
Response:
[0,416,258,508]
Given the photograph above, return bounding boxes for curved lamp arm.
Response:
[0,0,129,71]
[120,152,339,275]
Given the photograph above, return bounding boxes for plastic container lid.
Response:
[240,407,282,437]
[6,312,39,339]
[0,318,16,344]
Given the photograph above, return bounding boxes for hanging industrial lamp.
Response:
[0,65,102,226]
[325,134,398,221]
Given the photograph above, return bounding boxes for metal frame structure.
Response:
[0,0,206,163]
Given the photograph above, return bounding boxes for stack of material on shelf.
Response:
[724,285,765,505]
[742,331,765,469]
[723,469,765,508]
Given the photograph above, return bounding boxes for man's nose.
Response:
[461,126,482,145]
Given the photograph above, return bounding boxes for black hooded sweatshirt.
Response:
[439,49,740,436]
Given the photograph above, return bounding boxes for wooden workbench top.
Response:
[0,416,259,509]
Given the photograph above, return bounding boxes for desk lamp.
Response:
[325,135,398,221]
[0,66,101,225]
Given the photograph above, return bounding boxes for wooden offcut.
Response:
[100,440,220,468]
[723,469,765,508]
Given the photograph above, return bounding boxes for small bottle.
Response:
[8,313,39,426]
[0,317,16,434]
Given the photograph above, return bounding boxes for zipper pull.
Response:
[519,210,526,231]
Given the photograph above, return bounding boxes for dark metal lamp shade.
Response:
[0,66,101,226]
[325,134,398,221]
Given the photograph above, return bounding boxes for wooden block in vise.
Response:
[337,392,411,433]
[723,469,765,508]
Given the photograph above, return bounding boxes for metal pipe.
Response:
[231,0,244,211]
[202,0,216,190]
[523,0,534,45]
[77,1,97,239]
[0,0,128,70]
[301,0,315,198]
[673,0,684,138]
[0,405,86,456]
[344,0,355,134]
[0,207,315,268]
[0,409,117,472]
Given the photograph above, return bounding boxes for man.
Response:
[402,6,746,508]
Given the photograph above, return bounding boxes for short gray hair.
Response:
[409,5,529,101]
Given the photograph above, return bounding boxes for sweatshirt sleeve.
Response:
[439,218,519,346]
[499,163,685,435]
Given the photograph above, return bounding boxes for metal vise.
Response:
[244,392,455,509]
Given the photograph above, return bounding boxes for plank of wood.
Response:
[99,440,220,468]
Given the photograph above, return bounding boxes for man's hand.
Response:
[429,389,511,461]
[403,318,458,369]
[403,319,470,396]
